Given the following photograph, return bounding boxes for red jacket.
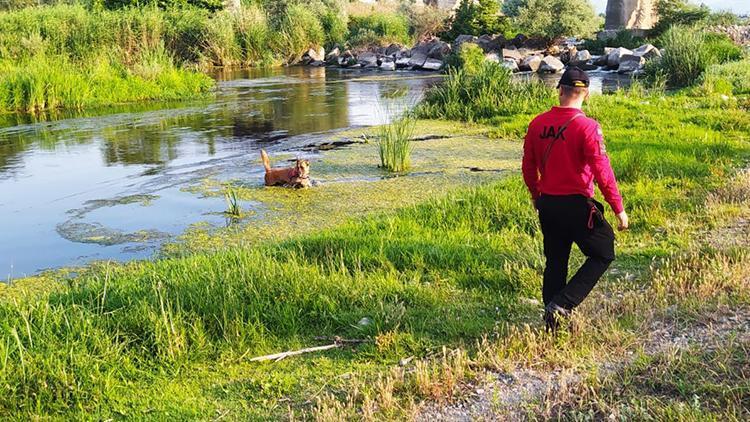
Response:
[522,106,624,214]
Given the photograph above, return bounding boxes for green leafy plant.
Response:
[377,115,416,173]
[514,0,599,42]
[443,0,510,40]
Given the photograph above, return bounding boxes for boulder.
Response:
[408,52,428,68]
[325,47,340,65]
[502,58,519,72]
[385,43,404,56]
[559,46,577,64]
[485,52,501,62]
[427,40,451,60]
[509,34,528,48]
[302,47,325,64]
[358,52,379,68]
[310,60,325,67]
[520,55,543,72]
[476,34,505,52]
[380,59,396,71]
[632,43,661,59]
[546,45,561,56]
[453,34,478,50]
[395,56,411,68]
[538,55,565,73]
[502,47,524,61]
[606,47,633,68]
[617,54,645,73]
[593,54,609,67]
[339,50,357,67]
[421,58,444,71]
[570,50,592,65]
[604,0,657,31]
[578,63,599,71]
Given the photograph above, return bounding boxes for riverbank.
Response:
[1,84,748,418]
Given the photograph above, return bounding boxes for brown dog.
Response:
[260,149,311,188]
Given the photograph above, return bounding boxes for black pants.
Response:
[536,194,615,310]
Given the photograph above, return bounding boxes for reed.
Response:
[377,114,416,173]
[223,186,242,217]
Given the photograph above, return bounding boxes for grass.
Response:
[0,83,748,418]
[376,115,416,172]
[223,186,241,217]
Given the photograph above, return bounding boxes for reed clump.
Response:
[377,115,416,173]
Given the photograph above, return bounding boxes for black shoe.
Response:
[544,302,571,333]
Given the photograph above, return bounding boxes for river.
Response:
[0,67,632,279]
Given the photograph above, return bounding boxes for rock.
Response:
[427,40,451,60]
[578,63,599,71]
[593,54,609,67]
[408,52,427,68]
[421,58,443,71]
[453,34,478,50]
[546,45,561,56]
[509,34,528,48]
[357,317,372,327]
[309,60,324,67]
[358,52,379,67]
[325,47,340,65]
[606,47,633,68]
[559,46,577,64]
[476,34,505,53]
[520,55,543,72]
[604,0,657,31]
[502,47,523,61]
[617,54,645,73]
[303,47,325,63]
[380,59,396,71]
[538,55,565,73]
[502,58,519,72]
[385,43,403,56]
[570,50,592,65]
[597,29,620,41]
[395,56,411,68]
[484,52,501,63]
[632,43,661,59]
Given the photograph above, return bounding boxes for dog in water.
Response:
[260,149,311,188]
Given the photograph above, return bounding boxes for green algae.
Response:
[167,120,520,255]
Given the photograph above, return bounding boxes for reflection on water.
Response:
[0,67,441,279]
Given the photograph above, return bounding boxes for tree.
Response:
[502,0,527,17]
[651,0,710,36]
[444,0,510,40]
[514,0,599,41]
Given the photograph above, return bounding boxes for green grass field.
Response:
[1,82,748,419]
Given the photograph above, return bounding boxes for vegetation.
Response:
[1,84,748,417]
[443,0,510,40]
[348,12,411,47]
[417,45,555,121]
[223,186,241,217]
[514,0,601,41]
[581,29,646,55]
[376,115,416,172]
[645,26,744,88]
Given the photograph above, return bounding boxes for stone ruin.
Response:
[604,0,657,31]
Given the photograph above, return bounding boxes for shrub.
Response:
[274,4,325,62]
[651,0,710,36]
[403,3,449,41]
[446,42,486,74]
[103,0,224,12]
[443,0,510,40]
[234,5,273,64]
[646,26,743,88]
[698,60,750,96]
[319,7,348,48]
[514,0,599,41]
[348,12,411,47]
[415,59,554,122]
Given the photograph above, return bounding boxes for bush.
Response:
[514,0,599,41]
[651,0,710,36]
[319,7,349,48]
[415,59,554,122]
[274,4,325,62]
[103,0,224,12]
[698,60,750,96]
[348,12,411,47]
[646,26,743,88]
[446,42,486,74]
[443,0,510,40]
[403,3,449,41]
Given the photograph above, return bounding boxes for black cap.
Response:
[557,66,590,88]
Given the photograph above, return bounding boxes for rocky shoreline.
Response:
[299,34,662,76]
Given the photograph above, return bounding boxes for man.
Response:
[522,67,629,332]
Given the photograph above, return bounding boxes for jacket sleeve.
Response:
[583,122,624,214]
[522,125,540,200]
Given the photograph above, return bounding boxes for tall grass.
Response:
[645,26,744,88]
[223,186,242,217]
[415,59,555,122]
[348,11,411,47]
[377,115,416,172]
